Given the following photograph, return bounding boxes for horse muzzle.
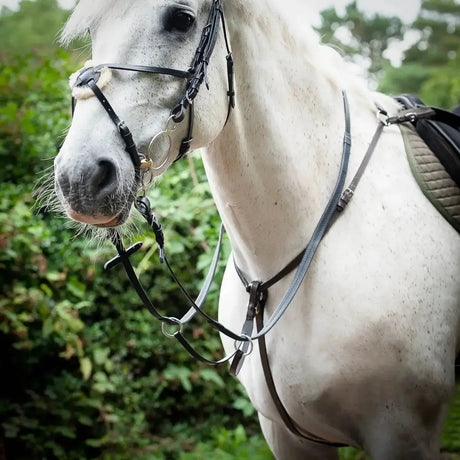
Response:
[54,153,134,227]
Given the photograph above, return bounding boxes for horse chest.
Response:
[218,209,459,436]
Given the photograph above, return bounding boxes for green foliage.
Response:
[315,1,405,77]
[418,53,460,108]
[0,51,74,183]
[443,388,460,452]
[0,41,261,460]
[389,0,460,106]
[0,0,71,55]
[378,62,433,97]
[317,0,460,107]
[404,0,460,67]
[178,425,273,460]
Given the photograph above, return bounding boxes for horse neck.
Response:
[203,2,376,280]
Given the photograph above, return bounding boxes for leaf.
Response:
[45,271,65,282]
[232,397,256,417]
[40,283,53,297]
[42,316,56,338]
[93,347,110,365]
[199,368,225,388]
[67,277,86,299]
[163,364,193,392]
[77,415,94,426]
[80,357,92,381]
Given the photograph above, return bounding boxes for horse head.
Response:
[54,0,232,228]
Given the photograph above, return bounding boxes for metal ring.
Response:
[234,334,254,356]
[161,317,184,338]
[165,114,178,134]
[147,130,172,171]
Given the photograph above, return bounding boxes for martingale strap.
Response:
[229,91,352,374]
[105,91,355,367]
[105,91,362,448]
[105,92,391,448]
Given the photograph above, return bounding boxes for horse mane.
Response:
[227,0,375,108]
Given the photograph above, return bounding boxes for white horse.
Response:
[54,1,460,458]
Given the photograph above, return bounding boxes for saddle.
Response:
[393,94,460,233]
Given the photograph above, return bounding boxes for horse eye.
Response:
[165,9,196,33]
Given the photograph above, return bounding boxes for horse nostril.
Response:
[54,155,123,216]
[92,159,118,197]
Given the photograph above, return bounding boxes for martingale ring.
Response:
[234,334,254,356]
[161,317,184,338]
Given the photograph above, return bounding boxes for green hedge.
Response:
[0,52,264,459]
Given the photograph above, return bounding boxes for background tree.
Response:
[0,0,70,55]
[315,1,406,80]
[317,0,460,107]
[380,0,460,106]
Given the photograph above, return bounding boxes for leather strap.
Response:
[90,63,191,80]
[105,206,242,365]
[229,91,352,373]
[105,93,391,450]
[336,120,384,212]
[107,91,353,366]
[87,79,141,179]
[229,281,267,376]
[255,304,347,447]
[393,95,460,129]
[232,91,352,342]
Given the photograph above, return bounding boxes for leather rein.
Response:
[105,91,353,369]
[69,0,390,448]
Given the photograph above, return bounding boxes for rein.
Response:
[105,91,355,368]
[105,91,365,448]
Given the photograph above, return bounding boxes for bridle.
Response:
[67,0,391,448]
[71,0,234,183]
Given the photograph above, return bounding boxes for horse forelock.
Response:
[60,0,125,44]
